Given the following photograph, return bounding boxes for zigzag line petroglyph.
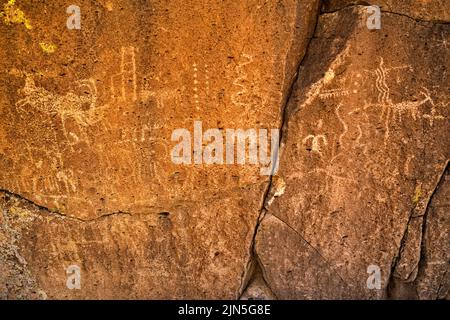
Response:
[231,53,253,108]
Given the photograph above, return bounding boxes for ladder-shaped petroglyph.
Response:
[110,46,138,103]
[319,88,350,99]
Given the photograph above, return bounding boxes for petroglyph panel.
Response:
[256,6,449,299]
[0,0,321,299]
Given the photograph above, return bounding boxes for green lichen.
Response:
[0,0,32,30]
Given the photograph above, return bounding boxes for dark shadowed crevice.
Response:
[237,3,322,299]
[387,161,449,299]
[0,188,135,222]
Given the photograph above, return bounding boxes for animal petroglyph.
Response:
[16,75,103,145]
[363,58,445,141]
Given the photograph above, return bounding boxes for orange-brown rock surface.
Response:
[0,0,448,300]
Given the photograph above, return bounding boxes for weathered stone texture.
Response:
[0,0,448,300]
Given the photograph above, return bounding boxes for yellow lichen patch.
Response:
[0,0,32,30]
[324,70,335,84]
[9,205,30,218]
[412,184,422,205]
[40,42,57,54]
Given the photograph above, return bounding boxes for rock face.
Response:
[0,0,448,300]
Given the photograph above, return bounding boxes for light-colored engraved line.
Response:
[15,74,101,148]
[204,64,210,96]
[423,102,446,126]
[335,103,348,149]
[355,125,363,144]
[193,63,199,109]
[299,46,351,110]
[231,54,253,108]
[110,46,137,102]
[404,155,414,176]
[312,167,358,194]
[303,134,328,157]
[319,89,350,99]
[436,32,448,50]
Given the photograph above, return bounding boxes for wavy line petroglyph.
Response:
[231,53,253,109]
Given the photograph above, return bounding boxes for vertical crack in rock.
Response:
[238,6,321,299]
[416,161,449,273]
[387,161,449,298]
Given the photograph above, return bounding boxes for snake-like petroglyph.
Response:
[231,53,253,109]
